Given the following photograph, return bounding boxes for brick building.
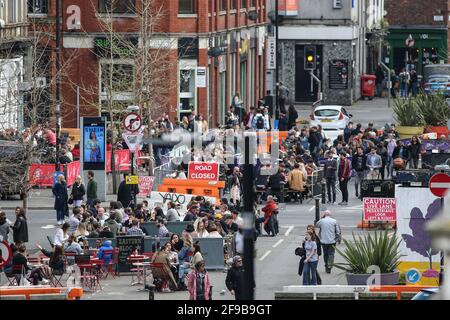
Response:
[29,0,267,128]
[385,0,448,75]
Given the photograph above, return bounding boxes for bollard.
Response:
[146,284,155,300]
[315,198,320,224]
[321,181,326,204]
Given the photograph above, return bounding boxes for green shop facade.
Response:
[385,26,447,76]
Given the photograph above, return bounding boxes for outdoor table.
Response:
[132,262,152,291]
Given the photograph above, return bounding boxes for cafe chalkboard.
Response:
[116,236,144,272]
[329,59,349,89]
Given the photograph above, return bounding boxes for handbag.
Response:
[295,247,306,257]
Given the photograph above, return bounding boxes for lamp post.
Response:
[55,0,62,171]
[275,0,279,120]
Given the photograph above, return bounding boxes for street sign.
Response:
[429,173,450,197]
[122,132,143,153]
[125,175,139,185]
[123,112,142,133]
[405,34,415,47]
[0,240,13,268]
[188,162,220,181]
[406,268,421,284]
[363,198,397,221]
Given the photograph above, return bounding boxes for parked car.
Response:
[411,287,439,300]
[424,75,450,97]
[309,105,352,143]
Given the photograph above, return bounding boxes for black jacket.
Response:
[352,154,367,172]
[308,132,321,150]
[12,253,30,272]
[269,172,285,191]
[225,266,245,296]
[408,142,421,160]
[288,109,298,128]
[323,158,337,178]
[117,180,139,209]
[393,146,410,160]
[53,182,68,211]
[12,216,28,243]
[71,183,86,201]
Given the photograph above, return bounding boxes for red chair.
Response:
[77,262,102,292]
[101,249,118,279]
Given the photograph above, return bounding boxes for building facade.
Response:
[385,0,448,75]
[29,0,267,128]
[272,0,384,106]
[0,0,29,131]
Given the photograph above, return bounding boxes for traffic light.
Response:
[304,46,317,70]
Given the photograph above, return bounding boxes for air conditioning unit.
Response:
[333,0,342,9]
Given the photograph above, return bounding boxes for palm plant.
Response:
[415,92,450,126]
[392,98,425,127]
[333,230,405,274]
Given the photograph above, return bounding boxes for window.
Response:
[98,0,136,14]
[28,0,48,14]
[179,0,196,14]
[241,0,247,9]
[230,0,237,10]
[100,63,135,96]
[8,0,17,22]
[249,0,255,7]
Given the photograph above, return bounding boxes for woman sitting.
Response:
[151,243,178,292]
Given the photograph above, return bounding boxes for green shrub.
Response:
[392,98,425,127]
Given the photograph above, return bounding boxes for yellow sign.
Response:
[125,175,139,185]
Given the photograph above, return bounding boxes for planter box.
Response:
[346,271,399,286]
[396,126,424,139]
[424,126,450,138]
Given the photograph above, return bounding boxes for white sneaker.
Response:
[41,279,50,285]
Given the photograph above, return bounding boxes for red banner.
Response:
[138,176,154,197]
[29,164,55,187]
[106,150,130,173]
[188,162,220,181]
[66,161,80,186]
[363,198,397,221]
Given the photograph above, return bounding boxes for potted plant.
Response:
[333,230,404,285]
[392,98,425,139]
[415,93,450,137]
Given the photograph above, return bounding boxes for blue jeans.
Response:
[303,260,318,285]
[386,156,393,178]
[400,83,407,97]
[56,209,65,222]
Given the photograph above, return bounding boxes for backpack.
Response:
[256,116,265,129]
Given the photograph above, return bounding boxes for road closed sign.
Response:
[188,162,220,181]
[363,198,397,221]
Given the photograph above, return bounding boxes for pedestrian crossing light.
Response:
[304,46,317,70]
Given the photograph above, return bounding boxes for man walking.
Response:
[278,82,290,114]
[337,152,351,206]
[86,171,97,209]
[226,256,255,300]
[375,64,385,98]
[366,147,382,180]
[323,151,337,204]
[315,210,341,274]
[352,147,366,199]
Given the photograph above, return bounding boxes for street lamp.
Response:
[55,0,62,171]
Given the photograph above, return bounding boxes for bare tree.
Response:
[68,0,178,193]
[0,16,77,212]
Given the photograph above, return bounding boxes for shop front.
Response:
[386,27,447,76]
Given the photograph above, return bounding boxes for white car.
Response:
[309,105,352,143]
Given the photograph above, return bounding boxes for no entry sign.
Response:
[363,198,397,221]
[188,162,220,181]
[429,173,450,198]
[0,240,13,268]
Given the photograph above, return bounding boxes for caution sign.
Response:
[125,175,139,185]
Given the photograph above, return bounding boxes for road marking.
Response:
[273,239,284,248]
[41,225,56,229]
[259,250,272,261]
[309,206,315,212]
[285,226,294,236]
